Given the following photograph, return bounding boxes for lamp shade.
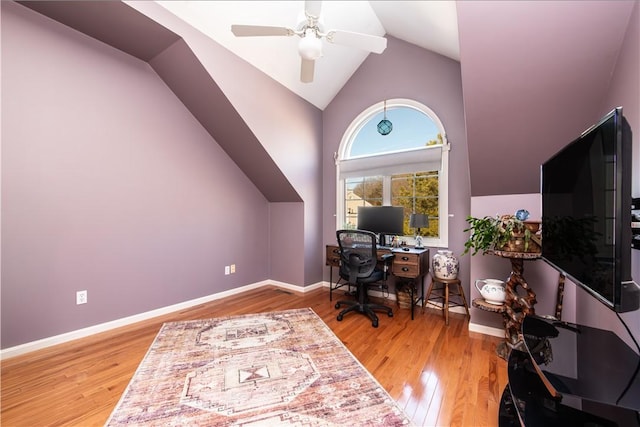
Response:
[409,213,429,229]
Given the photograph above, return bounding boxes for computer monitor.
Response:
[357,206,404,246]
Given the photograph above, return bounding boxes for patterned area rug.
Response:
[106,308,412,426]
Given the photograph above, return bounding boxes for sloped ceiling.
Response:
[13,0,637,197]
[155,0,460,110]
[17,0,302,203]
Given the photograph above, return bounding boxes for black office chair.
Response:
[334,229,394,327]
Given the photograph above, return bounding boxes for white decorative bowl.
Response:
[475,279,506,305]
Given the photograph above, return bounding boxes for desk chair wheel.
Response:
[337,313,344,321]
[334,303,341,309]
[372,319,378,328]
[388,312,393,317]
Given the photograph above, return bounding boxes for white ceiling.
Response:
[157,1,460,110]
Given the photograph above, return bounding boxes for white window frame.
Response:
[335,99,449,248]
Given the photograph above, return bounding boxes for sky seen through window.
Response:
[349,107,441,157]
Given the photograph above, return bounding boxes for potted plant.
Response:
[463,214,540,255]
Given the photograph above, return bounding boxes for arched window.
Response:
[336,99,449,247]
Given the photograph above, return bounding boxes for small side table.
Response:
[425,276,471,325]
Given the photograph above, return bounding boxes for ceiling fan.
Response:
[231,1,387,83]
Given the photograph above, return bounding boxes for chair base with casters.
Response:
[335,278,393,328]
[334,229,395,328]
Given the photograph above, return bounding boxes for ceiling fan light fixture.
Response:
[298,29,323,60]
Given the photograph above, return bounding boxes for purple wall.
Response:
[126,2,324,287]
[580,1,639,349]
[3,0,637,351]
[322,36,471,294]
[469,2,640,348]
[1,2,273,347]
[2,0,326,349]
[269,203,305,284]
[604,1,639,197]
[457,0,635,197]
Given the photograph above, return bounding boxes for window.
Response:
[336,99,449,247]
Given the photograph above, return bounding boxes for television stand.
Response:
[499,315,640,426]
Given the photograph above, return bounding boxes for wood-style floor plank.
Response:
[1,286,508,426]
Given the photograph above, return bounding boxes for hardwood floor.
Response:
[1,286,508,426]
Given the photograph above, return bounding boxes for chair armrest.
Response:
[381,253,395,263]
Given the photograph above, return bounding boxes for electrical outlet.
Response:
[76,290,88,305]
[225,265,230,275]
[230,264,236,274]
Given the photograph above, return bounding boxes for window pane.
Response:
[349,107,443,158]
[344,176,383,228]
[338,99,448,247]
[391,171,439,237]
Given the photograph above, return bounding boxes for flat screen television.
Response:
[541,107,639,313]
[357,206,404,246]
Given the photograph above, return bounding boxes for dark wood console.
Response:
[500,315,640,426]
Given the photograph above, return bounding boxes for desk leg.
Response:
[408,277,426,320]
[417,278,426,320]
[410,285,415,320]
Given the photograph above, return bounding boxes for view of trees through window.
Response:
[345,176,383,228]
[392,171,439,236]
[339,100,447,244]
[345,171,439,237]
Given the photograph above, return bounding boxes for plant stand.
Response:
[485,250,540,359]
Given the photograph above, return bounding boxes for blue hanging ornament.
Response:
[377,100,392,136]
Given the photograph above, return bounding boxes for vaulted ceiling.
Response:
[15,0,637,197]
[155,1,461,110]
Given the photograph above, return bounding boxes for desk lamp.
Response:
[409,213,429,249]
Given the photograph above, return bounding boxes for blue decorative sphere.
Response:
[377,119,393,135]
[515,209,530,221]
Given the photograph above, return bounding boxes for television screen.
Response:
[541,107,638,312]
[357,206,404,245]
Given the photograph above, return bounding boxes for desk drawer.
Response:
[392,253,421,278]
[326,245,341,267]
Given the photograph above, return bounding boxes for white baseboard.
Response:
[0,280,316,360]
[324,281,504,336]
[468,322,505,338]
[2,280,502,359]
[271,280,324,293]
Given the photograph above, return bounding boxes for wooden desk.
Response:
[326,245,430,319]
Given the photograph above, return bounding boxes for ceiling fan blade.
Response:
[305,1,322,19]
[300,58,315,83]
[326,30,387,54]
[231,25,293,37]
